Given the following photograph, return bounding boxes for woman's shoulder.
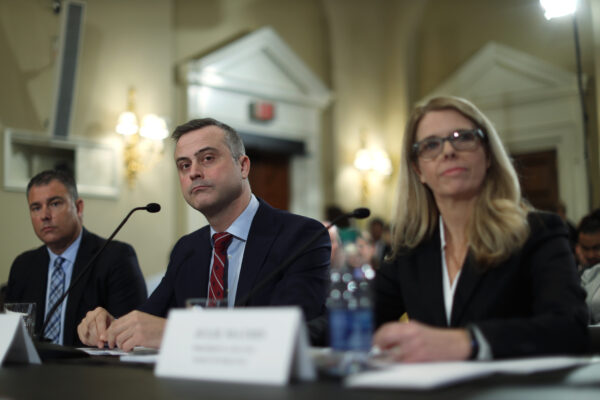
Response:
[385,234,438,265]
[527,210,564,230]
[525,210,569,243]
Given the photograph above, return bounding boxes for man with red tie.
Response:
[77,118,330,351]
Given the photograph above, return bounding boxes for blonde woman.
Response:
[373,96,588,361]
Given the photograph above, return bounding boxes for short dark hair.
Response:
[171,118,245,160]
[27,169,79,201]
[577,209,600,236]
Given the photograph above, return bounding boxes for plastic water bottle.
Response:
[327,264,374,373]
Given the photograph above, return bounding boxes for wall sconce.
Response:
[353,129,393,205]
[116,88,168,187]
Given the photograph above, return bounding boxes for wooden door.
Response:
[511,150,559,212]
[246,150,290,210]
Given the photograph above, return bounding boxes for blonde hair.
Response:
[392,96,530,268]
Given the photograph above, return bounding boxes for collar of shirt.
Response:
[46,228,83,280]
[439,217,492,359]
[210,194,259,243]
[44,228,83,345]
[439,215,462,325]
[208,194,260,306]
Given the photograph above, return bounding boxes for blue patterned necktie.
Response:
[44,256,66,344]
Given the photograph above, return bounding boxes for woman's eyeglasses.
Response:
[412,128,486,160]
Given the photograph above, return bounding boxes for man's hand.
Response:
[372,320,471,362]
[104,310,166,352]
[77,307,115,348]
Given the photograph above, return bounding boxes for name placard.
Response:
[0,314,41,365]
[155,307,315,385]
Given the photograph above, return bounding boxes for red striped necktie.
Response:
[208,232,233,304]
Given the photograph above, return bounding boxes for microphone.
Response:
[37,203,161,342]
[328,207,370,228]
[237,207,370,307]
[145,203,161,213]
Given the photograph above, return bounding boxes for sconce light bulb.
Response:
[116,111,139,136]
[540,0,577,20]
[354,149,373,171]
[372,150,393,176]
[140,114,169,140]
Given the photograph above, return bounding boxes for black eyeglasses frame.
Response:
[412,128,487,160]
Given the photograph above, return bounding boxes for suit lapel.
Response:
[450,255,485,326]
[33,248,51,335]
[194,228,212,299]
[63,229,99,345]
[234,202,277,306]
[416,232,448,326]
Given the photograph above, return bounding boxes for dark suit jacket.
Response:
[5,228,147,346]
[375,212,589,358]
[140,199,330,322]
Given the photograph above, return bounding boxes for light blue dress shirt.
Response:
[208,195,259,306]
[45,229,83,345]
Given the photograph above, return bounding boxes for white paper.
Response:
[0,314,41,365]
[76,346,159,363]
[155,307,315,385]
[78,347,129,356]
[120,354,159,364]
[78,345,158,357]
[120,346,159,363]
[345,356,598,389]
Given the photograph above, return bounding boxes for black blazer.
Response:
[375,212,589,358]
[140,199,330,322]
[5,228,147,346]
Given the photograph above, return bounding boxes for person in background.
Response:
[581,263,600,324]
[373,96,588,362]
[369,217,391,265]
[576,209,600,324]
[345,231,377,273]
[322,221,345,270]
[575,209,600,274]
[326,204,360,244]
[5,169,147,346]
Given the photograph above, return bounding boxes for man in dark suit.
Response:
[5,169,147,346]
[77,118,330,351]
